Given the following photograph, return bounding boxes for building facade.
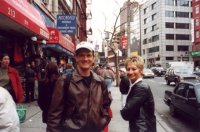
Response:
[192,0,200,67]
[141,0,192,68]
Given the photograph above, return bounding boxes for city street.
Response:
[20,80,173,132]
[144,77,200,132]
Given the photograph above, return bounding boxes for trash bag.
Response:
[16,105,26,123]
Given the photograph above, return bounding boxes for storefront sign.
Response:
[191,50,200,57]
[57,15,76,34]
[48,27,75,53]
[0,0,49,39]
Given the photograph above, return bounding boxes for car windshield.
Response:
[144,69,152,72]
[195,84,200,103]
[174,67,193,75]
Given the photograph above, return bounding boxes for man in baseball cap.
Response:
[47,41,112,132]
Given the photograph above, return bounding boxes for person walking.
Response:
[0,53,24,103]
[102,65,115,93]
[24,62,35,102]
[47,41,112,132]
[38,62,60,123]
[120,55,157,132]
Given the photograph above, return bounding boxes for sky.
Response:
[89,0,146,51]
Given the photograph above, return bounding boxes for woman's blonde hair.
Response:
[125,54,144,72]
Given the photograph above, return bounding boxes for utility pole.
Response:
[127,0,131,56]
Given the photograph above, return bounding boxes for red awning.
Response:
[0,0,49,39]
[47,27,75,53]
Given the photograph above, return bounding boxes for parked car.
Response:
[165,66,197,86]
[151,67,166,76]
[143,68,155,78]
[163,79,200,127]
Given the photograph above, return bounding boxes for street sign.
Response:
[57,15,76,34]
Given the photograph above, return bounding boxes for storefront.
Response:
[43,27,75,63]
[0,0,49,76]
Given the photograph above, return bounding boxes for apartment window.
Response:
[195,17,199,26]
[166,45,174,51]
[178,46,189,51]
[175,11,189,18]
[175,0,189,7]
[175,23,189,29]
[196,30,200,38]
[166,34,174,40]
[176,34,190,40]
[152,2,156,10]
[144,28,147,34]
[143,49,145,55]
[195,5,199,14]
[144,8,147,14]
[165,22,174,28]
[165,11,174,17]
[143,39,147,44]
[152,13,156,20]
[152,24,157,31]
[149,46,159,53]
[165,0,174,6]
[144,18,147,24]
[152,35,159,42]
[166,57,174,60]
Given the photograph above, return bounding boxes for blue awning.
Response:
[42,44,74,57]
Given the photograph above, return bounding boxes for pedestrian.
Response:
[31,60,39,100]
[47,41,112,132]
[120,55,157,132]
[102,65,115,93]
[38,62,60,123]
[0,86,20,132]
[0,53,24,103]
[24,62,35,102]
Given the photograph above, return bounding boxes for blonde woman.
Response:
[120,55,156,132]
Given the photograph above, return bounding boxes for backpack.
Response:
[37,73,72,123]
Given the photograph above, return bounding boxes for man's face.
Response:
[75,49,94,71]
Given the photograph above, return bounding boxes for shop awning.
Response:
[47,27,75,55]
[0,0,49,39]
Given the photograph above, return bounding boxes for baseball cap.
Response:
[76,41,95,52]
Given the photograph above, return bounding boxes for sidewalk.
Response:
[20,86,174,132]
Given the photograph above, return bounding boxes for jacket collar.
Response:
[73,70,102,83]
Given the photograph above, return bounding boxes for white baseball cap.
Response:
[76,41,95,52]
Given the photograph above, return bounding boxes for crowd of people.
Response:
[0,41,157,132]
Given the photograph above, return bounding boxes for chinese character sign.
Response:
[57,15,76,34]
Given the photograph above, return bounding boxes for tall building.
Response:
[191,0,200,67]
[141,0,192,68]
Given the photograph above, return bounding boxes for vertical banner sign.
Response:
[121,36,128,49]
[57,15,76,34]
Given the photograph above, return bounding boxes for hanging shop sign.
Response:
[121,36,128,49]
[57,15,76,35]
[0,0,49,39]
[47,27,75,54]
